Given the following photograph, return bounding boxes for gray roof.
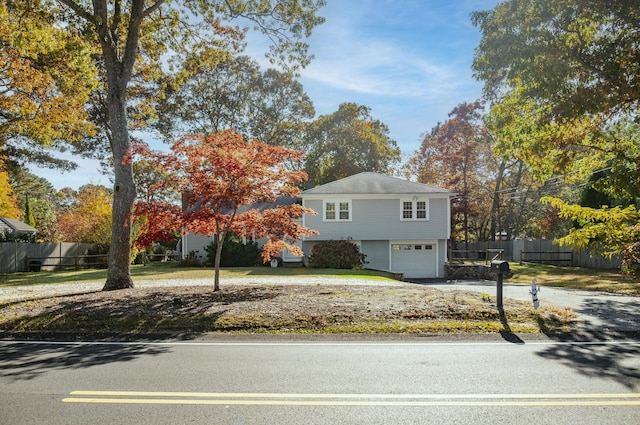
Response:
[186,196,299,214]
[0,217,37,234]
[302,172,455,195]
[233,196,299,214]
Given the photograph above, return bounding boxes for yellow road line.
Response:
[69,390,640,400]
[62,391,640,407]
[61,397,640,407]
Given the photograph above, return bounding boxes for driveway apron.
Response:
[420,280,640,332]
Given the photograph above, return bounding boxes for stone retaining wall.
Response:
[444,263,512,281]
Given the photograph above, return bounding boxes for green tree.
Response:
[23,195,35,227]
[473,0,640,192]
[205,232,261,267]
[472,0,639,120]
[303,103,401,185]
[484,108,578,241]
[543,197,639,259]
[48,0,325,290]
[159,55,314,149]
[9,167,58,240]
[0,2,97,171]
[472,0,640,259]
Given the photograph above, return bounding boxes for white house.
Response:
[300,172,456,279]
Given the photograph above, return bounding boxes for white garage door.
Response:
[391,243,436,278]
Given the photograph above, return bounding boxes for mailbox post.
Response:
[490,260,510,309]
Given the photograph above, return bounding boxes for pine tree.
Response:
[23,195,36,228]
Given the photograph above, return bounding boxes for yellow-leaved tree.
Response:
[0,166,20,219]
[56,185,112,245]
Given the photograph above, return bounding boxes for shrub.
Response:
[307,239,367,269]
[85,244,109,268]
[180,250,204,267]
[622,241,640,278]
[205,232,262,267]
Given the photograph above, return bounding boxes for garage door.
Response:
[391,243,436,278]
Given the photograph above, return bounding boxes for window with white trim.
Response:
[400,199,429,221]
[324,200,351,221]
[402,201,413,219]
[325,202,336,220]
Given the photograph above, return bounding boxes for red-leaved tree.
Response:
[134,130,318,290]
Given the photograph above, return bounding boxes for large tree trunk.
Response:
[92,0,147,291]
[102,84,136,291]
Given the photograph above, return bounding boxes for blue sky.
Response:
[32,0,500,190]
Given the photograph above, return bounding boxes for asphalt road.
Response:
[2,336,640,424]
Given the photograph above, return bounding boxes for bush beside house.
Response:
[205,232,262,267]
[307,240,367,269]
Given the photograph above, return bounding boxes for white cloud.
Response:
[301,49,469,100]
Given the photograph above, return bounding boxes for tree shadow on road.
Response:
[0,286,286,382]
[0,340,170,382]
[576,297,640,331]
[536,297,640,390]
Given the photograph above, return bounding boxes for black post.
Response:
[496,272,503,309]
[491,260,509,310]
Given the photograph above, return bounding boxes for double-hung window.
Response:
[400,198,429,221]
[324,200,351,221]
[402,201,413,219]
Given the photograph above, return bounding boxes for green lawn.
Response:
[1,262,638,295]
[0,263,395,288]
[506,263,639,295]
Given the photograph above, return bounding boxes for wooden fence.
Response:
[453,239,621,269]
[0,242,96,273]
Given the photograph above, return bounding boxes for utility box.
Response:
[491,260,510,274]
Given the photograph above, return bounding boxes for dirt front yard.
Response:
[0,281,577,335]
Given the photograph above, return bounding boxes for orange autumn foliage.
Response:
[56,185,113,244]
[134,130,317,288]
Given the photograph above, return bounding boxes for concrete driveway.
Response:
[417,279,640,333]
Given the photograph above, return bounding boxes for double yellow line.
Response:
[62,391,640,407]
